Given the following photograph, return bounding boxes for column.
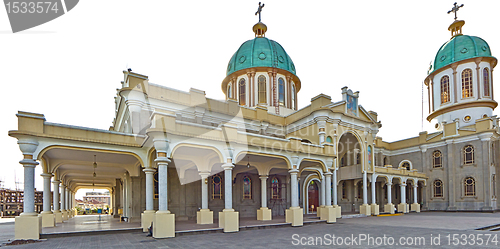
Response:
[66,187,70,218]
[257,176,271,221]
[52,180,62,223]
[141,167,156,231]
[15,140,41,240]
[61,185,68,221]
[359,170,371,215]
[320,171,336,223]
[398,183,408,213]
[317,174,326,217]
[325,173,332,206]
[152,138,175,238]
[384,182,395,214]
[197,172,213,224]
[285,168,303,226]
[41,174,52,212]
[219,163,239,232]
[122,175,128,218]
[411,182,420,212]
[370,174,379,215]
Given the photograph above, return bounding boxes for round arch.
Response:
[302,174,321,214]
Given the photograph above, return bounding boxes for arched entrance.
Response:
[307,180,319,213]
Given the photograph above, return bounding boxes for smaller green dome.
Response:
[433,35,495,72]
[226,37,296,76]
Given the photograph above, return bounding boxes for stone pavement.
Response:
[3,212,500,248]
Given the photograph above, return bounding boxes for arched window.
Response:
[271,177,280,199]
[278,78,285,106]
[433,150,442,168]
[356,153,361,165]
[464,177,475,196]
[243,175,251,199]
[357,182,362,198]
[227,84,232,99]
[239,78,246,105]
[440,75,450,103]
[433,179,443,197]
[402,162,410,170]
[484,68,490,97]
[326,136,332,143]
[383,156,388,166]
[492,174,496,199]
[340,155,346,167]
[462,69,473,98]
[212,174,223,199]
[291,83,296,110]
[464,145,474,165]
[154,171,159,199]
[258,75,266,104]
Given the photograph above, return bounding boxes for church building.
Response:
[8,2,499,240]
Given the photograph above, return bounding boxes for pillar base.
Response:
[54,210,63,223]
[153,211,175,238]
[370,204,380,216]
[397,203,409,213]
[316,205,324,217]
[40,211,55,228]
[359,204,371,216]
[62,210,68,221]
[411,203,420,213]
[285,207,303,227]
[257,207,272,221]
[218,209,239,232]
[15,213,41,240]
[197,209,213,224]
[384,203,395,214]
[141,210,156,232]
[320,206,336,223]
[333,205,342,218]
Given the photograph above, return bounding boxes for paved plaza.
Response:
[2,212,500,248]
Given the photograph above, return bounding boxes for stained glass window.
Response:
[441,75,450,103]
[462,69,473,98]
[258,75,266,104]
[464,177,475,196]
[464,145,474,165]
[154,171,158,199]
[243,175,251,199]
[342,182,346,199]
[278,78,285,106]
[484,68,490,97]
[239,78,246,105]
[433,150,442,168]
[433,180,443,197]
[356,153,361,165]
[271,177,280,199]
[212,174,223,199]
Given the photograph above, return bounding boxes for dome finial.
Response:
[447,2,465,38]
[253,2,267,37]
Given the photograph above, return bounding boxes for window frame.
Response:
[461,68,473,98]
[432,150,442,168]
[258,75,267,104]
[433,179,443,198]
[464,177,476,197]
[212,174,223,199]
[278,77,285,106]
[441,75,450,104]
[271,176,280,199]
[242,175,252,199]
[463,145,474,165]
[484,68,490,97]
[239,78,246,105]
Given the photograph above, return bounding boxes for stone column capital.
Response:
[52,180,60,184]
[40,173,53,178]
[199,171,211,178]
[288,169,299,175]
[143,168,156,174]
[386,182,392,186]
[222,163,234,170]
[155,157,171,165]
[259,175,268,180]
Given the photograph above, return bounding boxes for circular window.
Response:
[435,123,440,129]
[464,115,472,122]
[239,55,246,64]
[482,46,488,52]
[465,178,474,185]
[291,63,295,71]
[435,181,441,187]
[227,63,232,71]
[278,56,285,63]
[482,114,488,118]
[258,52,266,60]
[440,55,447,62]
[460,48,469,54]
[213,176,221,184]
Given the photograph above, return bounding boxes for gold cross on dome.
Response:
[255,2,265,22]
[447,2,464,20]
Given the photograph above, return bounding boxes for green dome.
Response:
[433,35,495,73]
[226,37,297,76]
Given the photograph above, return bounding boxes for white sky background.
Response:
[0,1,499,197]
